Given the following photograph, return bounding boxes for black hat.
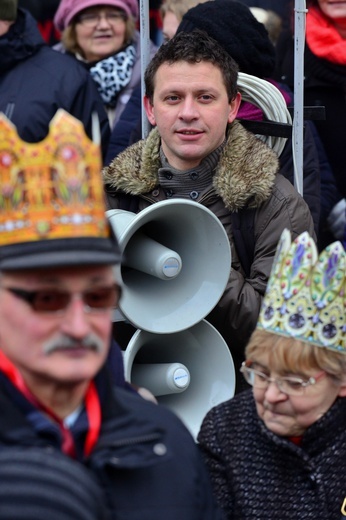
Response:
[0,448,108,519]
[0,0,17,21]
[0,235,121,271]
[177,0,276,78]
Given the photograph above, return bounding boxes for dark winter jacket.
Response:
[275,29,346,200]
[105,83,142,164]
[0,8,110,158]
[103,121,315,378]
[0,366,223,520]
[278,119,321,232]
[198,389,346,520]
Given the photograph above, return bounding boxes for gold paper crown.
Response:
[258,230,346,353]
[0,109,109,245]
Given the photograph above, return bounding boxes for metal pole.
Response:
[140,0,151,139]
[293,0,307,197]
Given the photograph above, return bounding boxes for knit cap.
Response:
[177,0,276,78]
[0,0,17,21]
[54,0,139,31]
[0,448,108,520]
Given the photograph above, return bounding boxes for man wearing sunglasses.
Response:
[0,110,222,520]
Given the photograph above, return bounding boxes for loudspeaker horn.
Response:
[107,200,231,334]
[123,320,235,440]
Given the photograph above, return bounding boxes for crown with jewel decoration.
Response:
[0,110,120,269]
[257,229,346,353]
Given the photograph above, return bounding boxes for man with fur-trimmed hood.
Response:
[103,30,315,390]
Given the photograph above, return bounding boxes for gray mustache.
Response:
[43,334,104,354]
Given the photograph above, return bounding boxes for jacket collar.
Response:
[103,120,279,211]
[0,366,170,469]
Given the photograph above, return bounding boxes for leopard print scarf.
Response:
[90,44,136,107]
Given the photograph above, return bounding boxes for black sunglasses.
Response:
[2,285,121,315]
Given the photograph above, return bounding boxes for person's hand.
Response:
[129,382,158,404]
[137,386,158,404]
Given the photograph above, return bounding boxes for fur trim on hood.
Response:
[103,120,279,211]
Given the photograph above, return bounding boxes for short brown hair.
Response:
[246,329,346,383]
[144,29,239,103]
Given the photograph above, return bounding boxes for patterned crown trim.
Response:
[258,229,346,353]
[0,110,109,245]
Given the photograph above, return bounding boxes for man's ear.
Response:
[227,92,242,124]
[144,96,156,126]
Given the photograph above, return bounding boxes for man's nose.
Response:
[60,296,91,339]
[179,98,199,120]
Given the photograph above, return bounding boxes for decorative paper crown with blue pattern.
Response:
[257,229,346,353]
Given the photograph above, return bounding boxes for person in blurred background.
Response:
[237,0,291,28]
[160,0,211,42]
[249,6,282,45]
[0,0,110,159]
[275,0,346,247]
[54,0,157,130]
[18,0,60,44]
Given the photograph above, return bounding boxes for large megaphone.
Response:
[107,200,231,334]
[123,320,235,440]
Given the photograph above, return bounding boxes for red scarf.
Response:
[306,6,346,65]
[0,350,101,457]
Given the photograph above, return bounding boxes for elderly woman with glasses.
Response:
[197,229,346,520]
[54,0,157,129]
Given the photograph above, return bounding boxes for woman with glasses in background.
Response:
[53,0,157,130]
[198,229,346,519]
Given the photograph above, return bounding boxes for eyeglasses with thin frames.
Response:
[77,11,127,27]
[1,285,121,316]
[240,361,326,396]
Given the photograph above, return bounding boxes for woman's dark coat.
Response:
[198,389,346,519]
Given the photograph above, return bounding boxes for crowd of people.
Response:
[0,0,346,518]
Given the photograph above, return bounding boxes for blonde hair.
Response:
[246,329,346,382]
[160,0,212,24]
[61,14,136,59]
